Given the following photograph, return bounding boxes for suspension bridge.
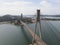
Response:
[14,9,60,45]
[19,10,47,45]
[20,20,47,45]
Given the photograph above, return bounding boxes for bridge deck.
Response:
[20,20,47,45]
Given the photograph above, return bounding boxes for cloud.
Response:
[0,1,37,15]
[39,1,60,15]
[50,0,60,4]
[0,0,60,15]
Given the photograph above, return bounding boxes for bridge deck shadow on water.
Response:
[19,10,60,45]
[20,21,47,45]
[22,20,60,45]
[21,25,32,44]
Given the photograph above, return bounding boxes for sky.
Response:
[0,0,60,15]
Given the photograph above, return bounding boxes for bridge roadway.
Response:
[20,20,47,45]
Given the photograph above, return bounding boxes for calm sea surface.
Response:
[27,20,60,45]
[0,20,60,45]
[0,24,32,45]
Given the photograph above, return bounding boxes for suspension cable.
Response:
[32,9,41,45]
[32,18,37,45]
